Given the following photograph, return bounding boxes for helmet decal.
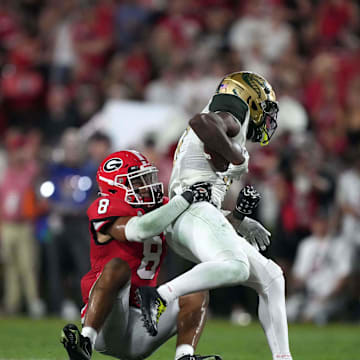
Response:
[103,158,123,172]
[127,150,148,164]
[242,72,265,98]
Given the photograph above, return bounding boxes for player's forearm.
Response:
[189,113,245,165]
[125,195,190,242]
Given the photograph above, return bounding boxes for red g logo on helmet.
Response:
[103,158,123,172]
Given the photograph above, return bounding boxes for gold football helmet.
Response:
[210,71,279,145]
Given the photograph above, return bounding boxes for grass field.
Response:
[0,317,359,360]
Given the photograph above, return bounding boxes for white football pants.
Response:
[165,202,292,360]
[94,281,179,360]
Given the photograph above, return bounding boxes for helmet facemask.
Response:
[253,100,279,146]
[114,166,164,208]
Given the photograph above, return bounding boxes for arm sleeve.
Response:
[125,195,189,242]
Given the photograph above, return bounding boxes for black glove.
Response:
[233,185,261,220]
[181,182,212,204]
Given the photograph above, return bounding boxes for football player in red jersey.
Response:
[60,150,221,360]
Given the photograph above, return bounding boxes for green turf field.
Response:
[0,317,358,360]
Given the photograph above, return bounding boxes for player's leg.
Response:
[168,225,292,360]
[175,291,209,359]
[174,292,222,360]
[93,280,132,358]
[139,201,292,359]
[61,258,131,360]
[159,202,250,302]
[167,203,291,360]
[238,237,292,360]
[137,202,250,336]
[126,291,220,360]
[83,258,131,337]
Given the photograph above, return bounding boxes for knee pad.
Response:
[224,258,250,284]
[263,260,284,291]
[267,260,283,279]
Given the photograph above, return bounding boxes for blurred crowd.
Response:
[0,0,360,325]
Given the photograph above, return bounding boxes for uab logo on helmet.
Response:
[103,158,123,172]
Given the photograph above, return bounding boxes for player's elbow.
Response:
[190,113,226,143]
[230,142,246,165]
[189,113,208,133]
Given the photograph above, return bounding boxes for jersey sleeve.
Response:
[87,197,143,234]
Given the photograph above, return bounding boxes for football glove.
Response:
[233,185,261,220]
[237,217,271,251]
[181,182,212,204]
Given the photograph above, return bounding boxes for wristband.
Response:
[232,208,245,221]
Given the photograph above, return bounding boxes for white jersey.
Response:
[169,105,250,208]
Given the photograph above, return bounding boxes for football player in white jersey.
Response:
[136,72,293,360]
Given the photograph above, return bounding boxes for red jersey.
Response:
[81,196,168,308]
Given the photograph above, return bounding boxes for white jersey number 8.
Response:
[98,198,110,214]
[137,236,163,280]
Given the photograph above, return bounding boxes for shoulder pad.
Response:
[87,196,141,221]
